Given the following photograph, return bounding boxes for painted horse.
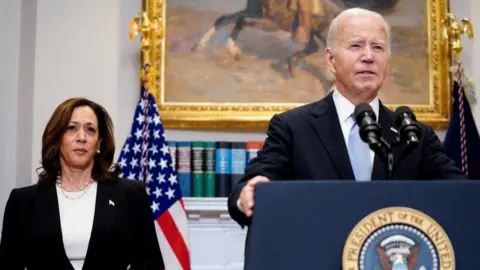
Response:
[191,0,343,77]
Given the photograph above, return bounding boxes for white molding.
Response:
[184,197,246,269]
[184,197,228,212]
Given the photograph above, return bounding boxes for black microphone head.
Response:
[354,103,376,124]
[394,106,416,126]
[394,105,421,146]
[354,103,381,145]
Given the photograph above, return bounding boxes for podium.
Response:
[244,180,479,269]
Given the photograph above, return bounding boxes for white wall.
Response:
[0,0,478,231]
[0,0,142,234]
[0,0,36,232]
[31,0,141,182]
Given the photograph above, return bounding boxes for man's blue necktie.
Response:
[348,117,372,181]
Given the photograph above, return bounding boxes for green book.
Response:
[204,142,216,197]
[191,141,205,197]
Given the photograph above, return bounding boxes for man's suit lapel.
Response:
[310,93,355,180]
[309,95,400,181]
[35,182,74,269]
[83,180,119,269]
[371,104,399,180]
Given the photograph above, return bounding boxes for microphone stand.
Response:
[372,136,417,181]
[371,138,394,180]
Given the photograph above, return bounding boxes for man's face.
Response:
[326,14,390,99]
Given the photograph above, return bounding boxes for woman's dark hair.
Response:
[37,98,120,183]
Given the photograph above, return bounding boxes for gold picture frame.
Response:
[145,0,452,130]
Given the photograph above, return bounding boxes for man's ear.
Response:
[325,47,335,75]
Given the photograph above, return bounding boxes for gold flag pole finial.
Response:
[129,1,164,98]
[442,13,474,61]
[129,9,164,65]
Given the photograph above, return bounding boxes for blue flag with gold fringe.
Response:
[443,77,480,179]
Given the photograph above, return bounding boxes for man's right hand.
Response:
[238,176,270,217]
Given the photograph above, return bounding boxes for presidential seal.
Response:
[342,207,455,270]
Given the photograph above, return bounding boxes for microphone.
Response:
[354,103,382,152]
[355,103,395,180]
[394,106,422,148]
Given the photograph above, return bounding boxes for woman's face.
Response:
[59,106,100,171]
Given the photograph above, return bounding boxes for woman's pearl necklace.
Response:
[56,176,94,200]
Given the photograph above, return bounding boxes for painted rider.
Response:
[288,0,325,44]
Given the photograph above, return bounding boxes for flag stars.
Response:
[149,144,159,155]
[165,188,175,199]
[153,187,162,198]
[118,158,127,168]
[153,115,161,126]
[130,158,138,169]
[160,144,169,156]
[127,172,136,180]
[122,144,130,154]
[157,173,166,184]
[132,143,141,154]
[139,100,146,110]
[134,128,143,140]
[136,113,145,125]
[151,201,160,212]
[168,174,177,185]
[148,158,157,170]
[158,158,168,169]
[146,173,153,184]
[120,95,183,216]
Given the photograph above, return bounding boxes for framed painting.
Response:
[145,0,452,130]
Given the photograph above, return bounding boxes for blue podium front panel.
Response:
[245,181,477,270]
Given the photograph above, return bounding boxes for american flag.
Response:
[117,64,191,269]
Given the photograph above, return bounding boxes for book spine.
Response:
[204,142,216,198]
[231,142,247,190]
[167,141,177,171]
[177,141,191,197]
[215,141,231,197]
[191,141,205,197]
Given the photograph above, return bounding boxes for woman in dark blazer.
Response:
[0,98,165,270]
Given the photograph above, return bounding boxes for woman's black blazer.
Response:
[0,178,165,270]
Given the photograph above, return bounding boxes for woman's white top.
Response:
[55,181,98,270]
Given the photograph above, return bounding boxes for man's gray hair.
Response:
[326,8,391,51]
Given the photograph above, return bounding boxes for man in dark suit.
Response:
[228,7,465,228]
